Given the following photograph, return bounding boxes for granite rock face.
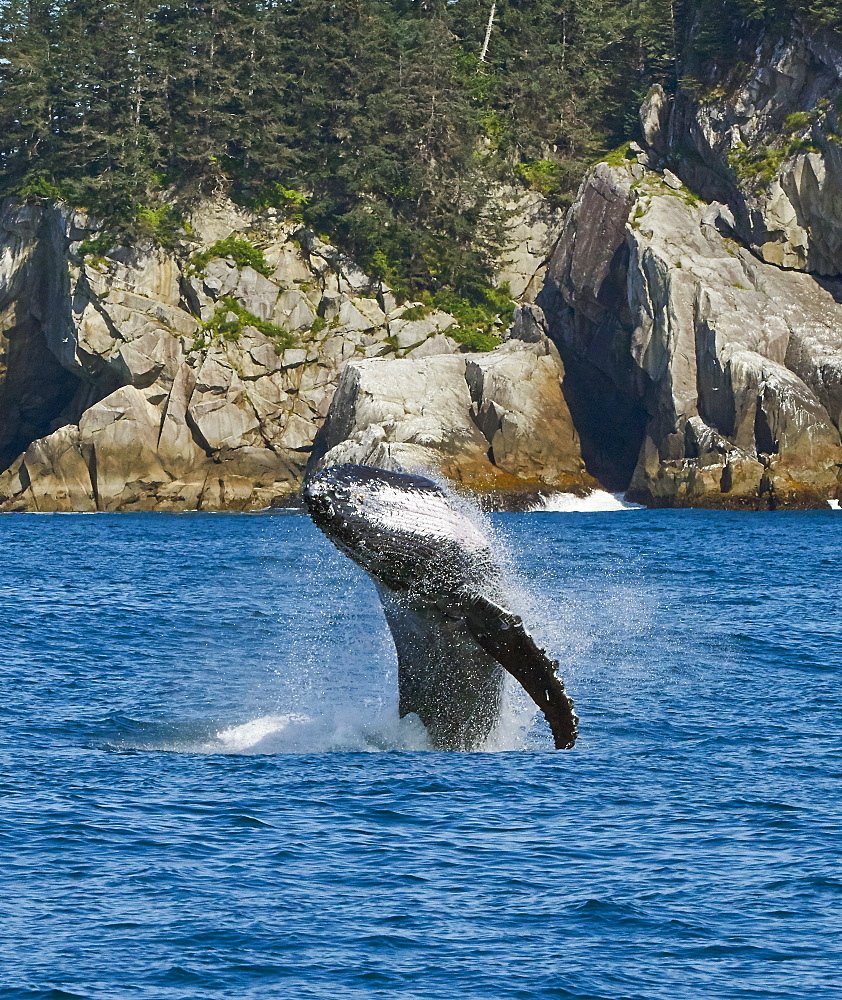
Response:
[8,28,842,517]
[493,188,566,301]
[541,161,842,508]
[310,311,592,501]
[0,198,471,511]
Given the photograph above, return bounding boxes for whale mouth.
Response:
[302,486,335,520]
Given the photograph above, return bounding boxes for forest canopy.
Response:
[0,0,835,295]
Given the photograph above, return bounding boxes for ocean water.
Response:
[0,505,840,999]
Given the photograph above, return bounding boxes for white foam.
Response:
[212,701,547,752]
[215,714,309,751]
[535,490,643,513]
[114,691,550,756]
[828,499,840,510]
[204,710,435,753]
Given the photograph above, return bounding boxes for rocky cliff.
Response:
[541,161,842,508]
[0,194,570,511]
[670,22,842,275]
[538,20,842,509]
[3,20,842,512]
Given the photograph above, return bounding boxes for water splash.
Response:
[212,710,434,753]
[534,490,644,512]
[102,700,547,755]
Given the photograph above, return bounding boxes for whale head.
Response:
[302,464,499,598]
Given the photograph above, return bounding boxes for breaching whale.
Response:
[303,464,577,750]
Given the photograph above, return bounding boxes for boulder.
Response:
[202,257,239,299]
[232,266,280,320]
[640,84,669,155]
[0,424,95,511]
[118,329,185,389]
[0,193,578,510]
[187,354,261,451]
[465,342,584,488]
[310,334,590,497]
[78,385,171,510]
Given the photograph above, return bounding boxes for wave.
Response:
[533,490,644,513]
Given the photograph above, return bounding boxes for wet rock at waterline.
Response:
[308,312,595,503]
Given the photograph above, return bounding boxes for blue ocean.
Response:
[1,503,840,999]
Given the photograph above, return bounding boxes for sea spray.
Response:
[534,491,644,512]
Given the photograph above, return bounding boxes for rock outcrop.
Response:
[0,192,573,511]
[5,21,842,513]
[534,21,842,509]
[0,199,472,510]
[310,308,593,502]
[541,161,842,508]
[493,188,565,301]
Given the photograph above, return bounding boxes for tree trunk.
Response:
[479,3,496,63]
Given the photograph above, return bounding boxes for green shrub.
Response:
[14,174,65,202]
[727,143,786,190]
[601,142,634,167]
[449,327,501,352]
[200,296,293,351]
[783,111,811,133]
[190,237,272,277]
[478,109,506,150]
[78,235,114,258]
[429,283,514,353]
[729,131,821,193]
[135,204,186,250]
[239,182,308,218]
[401,304,431,321]
[515,159,564,196]
[367,249,391,282]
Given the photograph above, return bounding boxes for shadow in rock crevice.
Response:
[558,350,650,493]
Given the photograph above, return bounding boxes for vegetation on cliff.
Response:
[0,0,835,297]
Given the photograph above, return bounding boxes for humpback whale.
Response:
[303,464,577,751]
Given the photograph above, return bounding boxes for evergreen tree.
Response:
[0,0,55,189]
[1,0,832,292]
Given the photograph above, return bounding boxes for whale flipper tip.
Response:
[453,594,578,750]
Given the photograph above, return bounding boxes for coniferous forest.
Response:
[0,0,839,296]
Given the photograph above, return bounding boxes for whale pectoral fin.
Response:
[454,595,578,750]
